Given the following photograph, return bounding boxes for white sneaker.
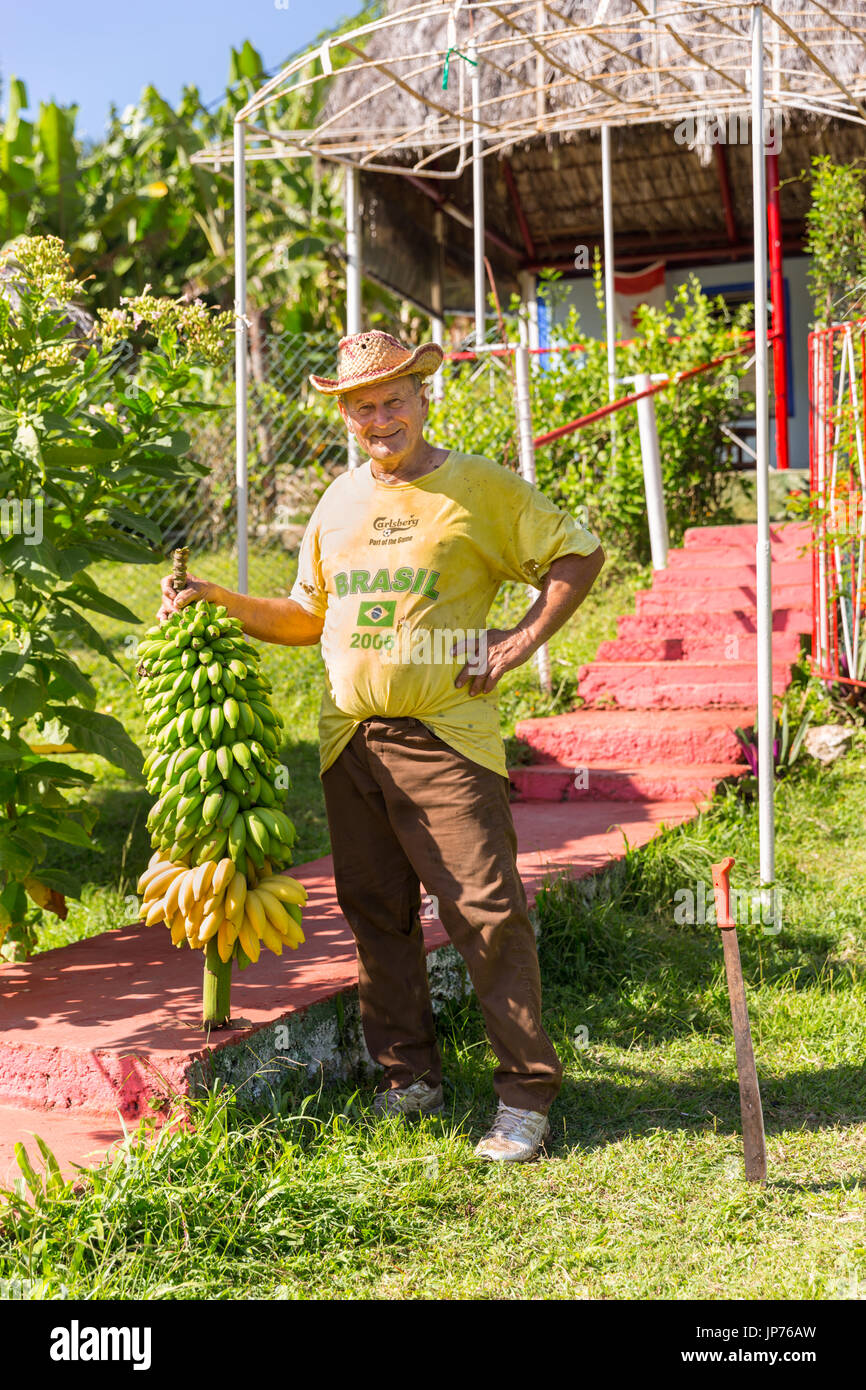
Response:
[474,1102,551,1162]
[373,1080,445,1117]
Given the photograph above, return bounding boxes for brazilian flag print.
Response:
[357,599,396,627]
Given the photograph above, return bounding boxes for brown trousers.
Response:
[321,716,562,1113]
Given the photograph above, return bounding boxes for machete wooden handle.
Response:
[711,856,736,929]
[711,855,768,1184]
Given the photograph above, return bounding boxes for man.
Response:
[160,329,604,1162]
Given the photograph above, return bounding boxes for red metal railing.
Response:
[443,334,761,449]
[809,318,866,687]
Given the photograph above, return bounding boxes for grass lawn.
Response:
[26,545,649,953]
[2,740,865,1299]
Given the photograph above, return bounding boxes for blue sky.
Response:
[3,0,365,142]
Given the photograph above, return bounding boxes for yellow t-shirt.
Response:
[289,450,600,778]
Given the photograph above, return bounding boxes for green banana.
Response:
[216,745,234,780]
[231,741,252,771]
[227,764,248,798]
[227,813,247,862]
[209,705,224,741]
[217,791,240,829]
[245,810,271,857]
[237,702,255,738]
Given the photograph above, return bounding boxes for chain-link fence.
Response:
[182,330,350,553]
[102,332,352,620]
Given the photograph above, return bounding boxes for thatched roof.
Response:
[191,2,866,312]
[310,0,866,161]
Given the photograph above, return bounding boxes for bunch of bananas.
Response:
[135,576,306,969]
[136,851,307,964]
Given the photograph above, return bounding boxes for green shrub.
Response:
[429,271,753,562]
[805,155,866,328]
[0,235,231,957]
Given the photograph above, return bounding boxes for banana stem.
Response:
[171,546,189,595]
[203,938,232,1028]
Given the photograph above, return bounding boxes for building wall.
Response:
[541,255,811,469]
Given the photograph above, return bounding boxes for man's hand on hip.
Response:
[454,627,534,696]
[454,547,605,697]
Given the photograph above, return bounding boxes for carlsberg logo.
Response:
[50,1320,152,1371]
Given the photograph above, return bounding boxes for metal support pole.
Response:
[813,334,829,671]
[515,344,552,692]
[634,373,669,569]
[601,126,617,452]
[470,40,486,350]
[345,165,362,469]
[752,2,775,892]
[431,208,445,403]
[233,119,248,596]
[766,151,790,470]
[518,269,540,353]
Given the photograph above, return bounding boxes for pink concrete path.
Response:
[0,798,696,1184]
[0,521,812,1187]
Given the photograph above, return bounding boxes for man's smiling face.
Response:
[339,373,429,469]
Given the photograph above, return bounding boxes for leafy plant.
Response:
[733,658,815,784]
[804,155,866,328]
[428,272,753,563]
[0,235,231,957]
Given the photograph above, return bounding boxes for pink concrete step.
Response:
[616,609,811,640]
[577,660,792,709]
[650,560,811,590]
[682,521,811,550]
[508,761,746,803]
[515,708,755,765]
[635,585,811,616]
[667,544,810,570]
[596,631,803,662]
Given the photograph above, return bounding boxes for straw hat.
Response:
[309,330,444,396]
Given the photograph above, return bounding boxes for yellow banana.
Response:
[145,897,168,927]
[186,896,206,932]
[192,860,217,901]
[163,870,186,920]
[199,909,224,945]
[238,916,261,963]
[143,864,186,903]
[280,920,305,950]
[258,919,284,956]
[179,869,199,917]
[200,889,226,918]
[256,875,307,907]
[256,887,292,935]
[224,871,247,926]
[244,890,267,938]
[217,921,235,963]
[169,912,187,947]
[137,860,170,894]
[211,857,236,896]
